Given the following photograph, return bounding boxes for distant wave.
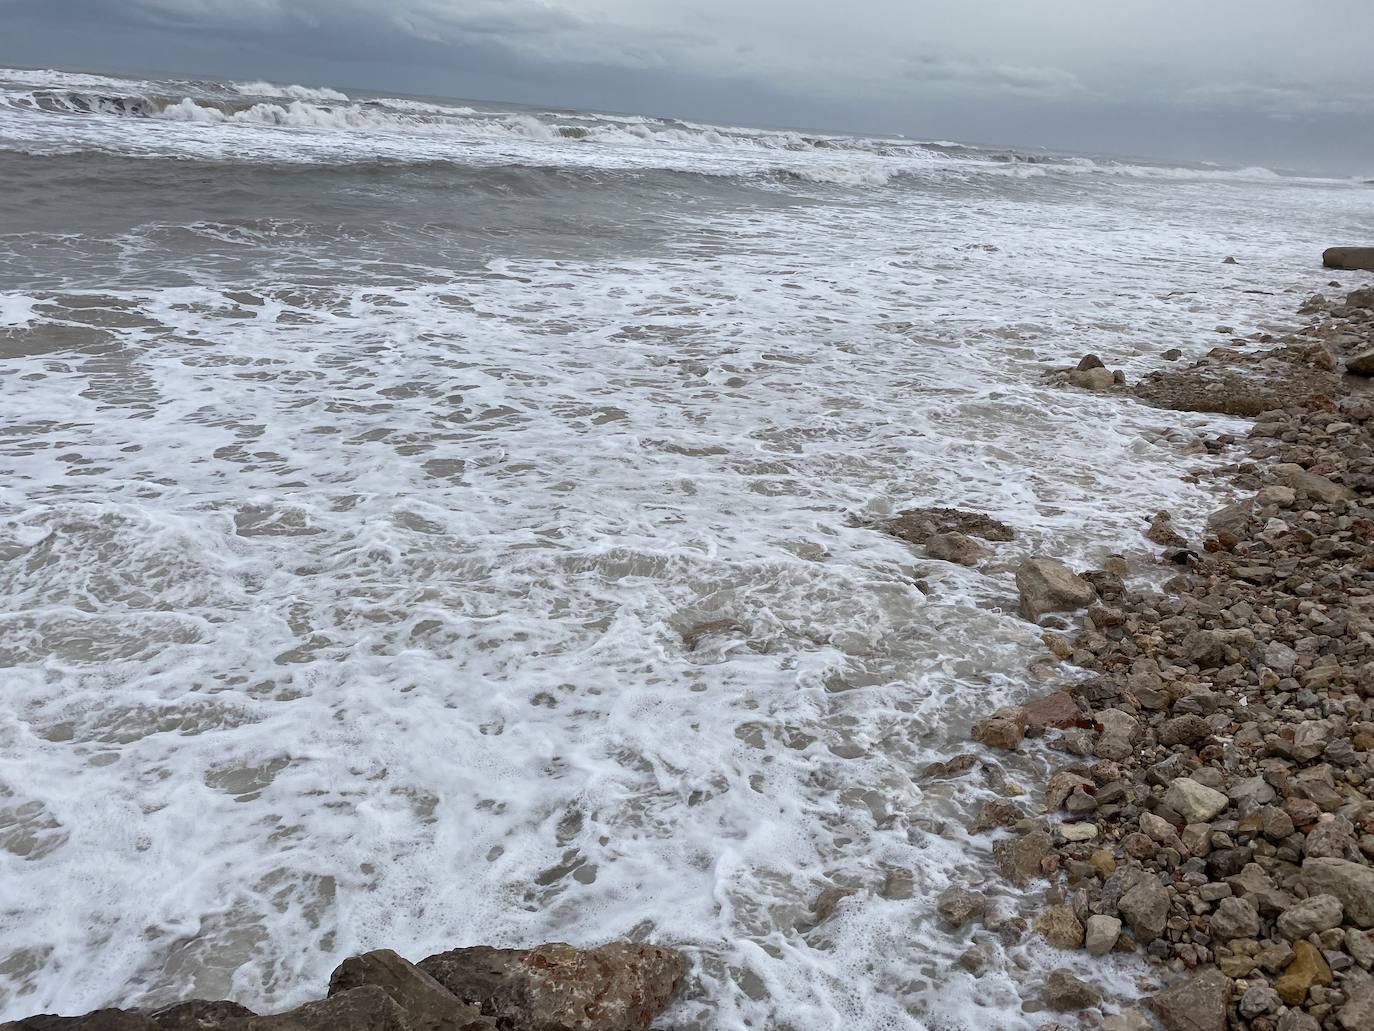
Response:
[232,80,351,103]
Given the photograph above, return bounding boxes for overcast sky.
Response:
[4,0,1374,172]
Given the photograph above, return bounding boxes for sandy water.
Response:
[2,65,1373,1029]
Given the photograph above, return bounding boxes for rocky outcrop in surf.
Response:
[0,942,687,1031]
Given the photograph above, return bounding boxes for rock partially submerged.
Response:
[1132,344,1345,416]
[1015,557,1096,621]
[1323,246,1374,271]
[877,506,1015,546]
[2,943,687,1031]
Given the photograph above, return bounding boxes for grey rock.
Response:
[1085,915,1121,956]
[1209,896,1260,940]
[1015,558,1096,622]
[328,949,484,1031]
[1042,968,1102,1011]
[1303,858,1374,928]
[926,531,992,567]
[1164,778,1229,823]
[1149,968,1231,1031]
[1119,877,1170,941]
[1277,894,1345,940]
[936,886,987,928]
[1239,984,1281,1018]
[151,1002,257,1030]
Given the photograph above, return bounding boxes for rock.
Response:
[1263,641,1299,676]
[1158,715,1211,746]
[1181,630,1227,668]
[1349,350,1374,377]
[993,828,1052,885]
[971,708,1025,750]
[1069,367,1116,391]
[1085,915,1121,956]
[1338,981,1374,1031]
[926,531,992,566]
[1275,940,1333,1006]
[1146,512,1188,548]
[1279,1011,1322,1031]
[1016,558,1096,622]
[1209,896,1260,940]
[1036,904,1085,949]
[2,1012,156,1031]
[1239,984,1282,1019]
[1119,876,1170,941]
[1223,256,1238,264]
[1103,1014,1153,1031]
[249,987,415,1031]
[1149,968,1231,1031]
[150,1002,257,1030]
[1324,246,1374,271]
[936,886,987,928]
[881,507,1015,546]
[1275,463,1357,503]
[1021,691,1085,729]
[1059,822,1097,842]
[1164,779,1229,823]
[418,942,686,1031]
[1077,354,1106,371]
[1277,895,1345,940]
[327,949,484,1031]
[1303,858,1374,928]
[1042,968,1102,1011]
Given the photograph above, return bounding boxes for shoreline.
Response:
[947,277,1374,1029]
[4,277,1372,1031]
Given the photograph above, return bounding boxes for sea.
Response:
[1,66,1372,1029]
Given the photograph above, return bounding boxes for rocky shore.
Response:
[0,943,686,1031]
[937,279,1374,1030]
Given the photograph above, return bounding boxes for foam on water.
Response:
[2,67,1373,1031]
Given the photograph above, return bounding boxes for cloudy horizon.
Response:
[4,0,1374,174]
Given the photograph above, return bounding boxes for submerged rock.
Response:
[925,531,992,566]
[878,506,1015,546]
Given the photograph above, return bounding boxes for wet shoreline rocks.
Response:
[0,942,686,1031]
[959,280,1374,1030]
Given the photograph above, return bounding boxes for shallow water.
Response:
[1,64,1373,1029]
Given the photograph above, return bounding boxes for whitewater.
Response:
[0,66,1371,1029]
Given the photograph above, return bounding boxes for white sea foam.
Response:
[233,80,351,103]
[2,65,1373,1031]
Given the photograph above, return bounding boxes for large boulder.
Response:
[1302,858,1374,927]
[247,987,414,1031]
[1349,351,1374,377]
[150,1002,257,1030]
[327,949,486,1030]
[1324,246,1374,271]
[1,1013,156,1031]
[1149,969,1232,1031]
[1015,558,1096,622]
[418,943,686,1031]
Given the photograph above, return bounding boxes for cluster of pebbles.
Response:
[931,282,1374,1031]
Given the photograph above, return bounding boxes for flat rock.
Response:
[1021,691,1086,729]
[1149,969,1231,1031]
[1163,778,1229,823]
[880,507,1015,546]
[1042,969,1101,1011]
[1275,940,1332,1006]
[2,1012,156,1031]
[150,1002,257,1030]
[1277,894,1344,940]
[419,942,685,1031]
[1274,463,1358,503]
[1035,904,1084,949]
[1324,246,1374,270]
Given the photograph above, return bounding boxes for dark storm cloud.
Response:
[3,0,1373,172]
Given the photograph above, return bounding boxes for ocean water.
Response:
[1,66,1372,1029]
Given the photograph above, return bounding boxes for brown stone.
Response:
[1324,246,1374,271]
[1149,968,1231,1031]
[327,949,485,1031]
[1274,941,1332,1006]
[419,943,685,1031]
